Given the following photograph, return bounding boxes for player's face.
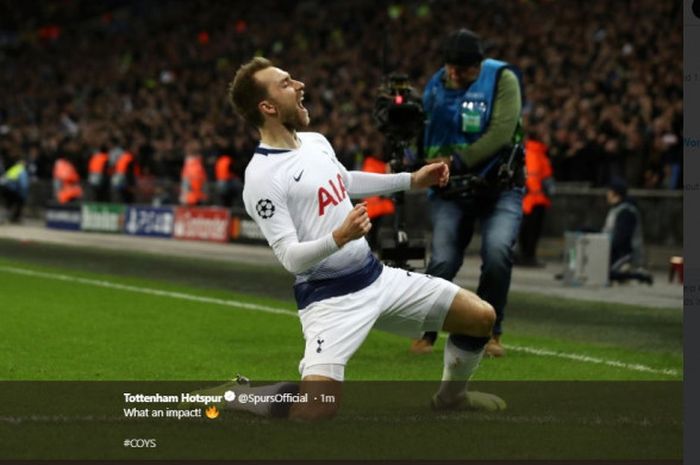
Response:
[257,66,309,130]
[445,63,480,88]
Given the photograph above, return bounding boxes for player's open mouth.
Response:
[297,94,306,111]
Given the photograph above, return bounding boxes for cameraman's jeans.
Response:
[426,187,524,335]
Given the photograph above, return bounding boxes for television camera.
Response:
[372,73,426,270]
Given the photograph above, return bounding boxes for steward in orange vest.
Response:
[111,150,139,204]
[52,157,83,204]
[362,155,396,219]
[87,150,111,202]
[361,154,395,250]
[214,154,243,209]
[180,153,208,206]
[215,154,234,183]
[522,139,553,215]
[518,139,554,266]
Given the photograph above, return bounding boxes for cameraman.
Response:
[413,29,524,357]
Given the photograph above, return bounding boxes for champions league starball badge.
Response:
[256,199,275,219]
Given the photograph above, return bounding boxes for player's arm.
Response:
[248,202,340,275]
[244,173,370,274]
[321,133,444,196]
[271,233,338,275]
[344,162,449,197]
[244,175,329,274]
[271,203,371,273]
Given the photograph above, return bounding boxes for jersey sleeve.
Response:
[313,132,410,198]
[271,232,339,274]
[345,171,411,198]
[243,170,297,246]
[243,158,342,275]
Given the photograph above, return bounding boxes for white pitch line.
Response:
[0,265,297,317]
[504,345,681,377]
[0,265,680,377]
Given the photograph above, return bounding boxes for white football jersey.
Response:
[243,132,371,283]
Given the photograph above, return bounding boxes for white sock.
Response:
[436,337,484,402]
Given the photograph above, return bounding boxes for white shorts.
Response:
[297,265,460,381]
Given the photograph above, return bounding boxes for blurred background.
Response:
[0,0,683,247]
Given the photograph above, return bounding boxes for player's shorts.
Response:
[297,265,460,381]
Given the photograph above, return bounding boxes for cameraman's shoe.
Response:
[485,336,506,358]
[410,338,434,354]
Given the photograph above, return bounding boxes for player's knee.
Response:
[444,291,495,338]
[476,300,496,337]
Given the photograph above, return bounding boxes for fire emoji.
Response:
[205,405,220,419]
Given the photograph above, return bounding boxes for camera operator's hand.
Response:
[411,162,450,189]
[333,202,372,248]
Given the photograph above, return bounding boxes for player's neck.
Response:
[259,124,301,150]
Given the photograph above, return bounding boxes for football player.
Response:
[203,57,506,421]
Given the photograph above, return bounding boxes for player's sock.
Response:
[436,334,489,403]
[228,382,299,418]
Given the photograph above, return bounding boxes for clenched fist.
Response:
[332,202,372,247]
[411,161,450,189]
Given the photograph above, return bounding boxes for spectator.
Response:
[0,0,682,200]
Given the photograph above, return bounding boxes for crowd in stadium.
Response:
[0,0,683,202]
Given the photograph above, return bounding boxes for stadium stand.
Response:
[0,0,683,200]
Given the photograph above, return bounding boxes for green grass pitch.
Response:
[0,239,683,461]
[0,239,682,381]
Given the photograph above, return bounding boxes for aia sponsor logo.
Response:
[318,174,348,216]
